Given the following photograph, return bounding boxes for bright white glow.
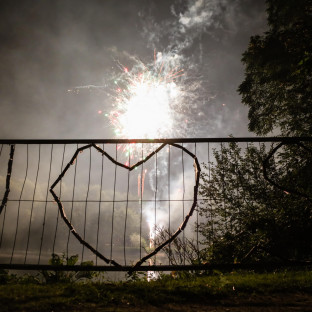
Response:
[147,218,156,247]
[147,217,158,281]
[117,80,178,138]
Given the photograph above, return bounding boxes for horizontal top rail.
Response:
[0,137,312,144]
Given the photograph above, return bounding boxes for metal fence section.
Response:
[0,137,311,272]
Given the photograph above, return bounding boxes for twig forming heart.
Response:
[0,145,15,216]
[50,143,201,271]
[263,141,312,203]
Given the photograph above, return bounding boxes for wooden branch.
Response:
[262,141,312,203]
[0,145,15,215]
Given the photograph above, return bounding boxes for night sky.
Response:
[0,0,267,139]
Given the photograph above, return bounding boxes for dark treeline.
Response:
[198,0,312,264]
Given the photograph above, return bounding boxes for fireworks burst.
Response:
[108,52,184,139]
[69,50,202,165]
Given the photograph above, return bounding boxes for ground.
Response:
[2,270,312,311]
[2,292,312,311]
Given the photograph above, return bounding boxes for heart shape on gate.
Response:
[50,143,201,270]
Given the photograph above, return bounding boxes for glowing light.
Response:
[108,55,184,140]
[119,82,176,138]
[147,217,158,281]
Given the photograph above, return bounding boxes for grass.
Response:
[1,269,312,311]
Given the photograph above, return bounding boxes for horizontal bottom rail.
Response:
[1,262,312,272]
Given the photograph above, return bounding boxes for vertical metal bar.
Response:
[246,141,251,227]
[208,142,213,245]
[234,141,240,232]
[67,144,78,258]
[24,144,41,264]
[81,147,92,263]
[38,144,53,264]
[168,145,171,264]
[52,144,66,255]
[259,142,270,222]
[220,142,227,231]
[154,150,158,264]
[11,145,29,263]
[181,143,185,265]
[96,144,105,266]
[139,144,144,260]
[123,149,131,266]
[110,144,118,262]
[195,143,199,260]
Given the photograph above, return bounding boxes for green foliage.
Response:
[199,142,312,264]
[0,270,15,284]
[238,0,312,136]
[125,270,146,282]
[203,0,312,266]
[40,253,98,284]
